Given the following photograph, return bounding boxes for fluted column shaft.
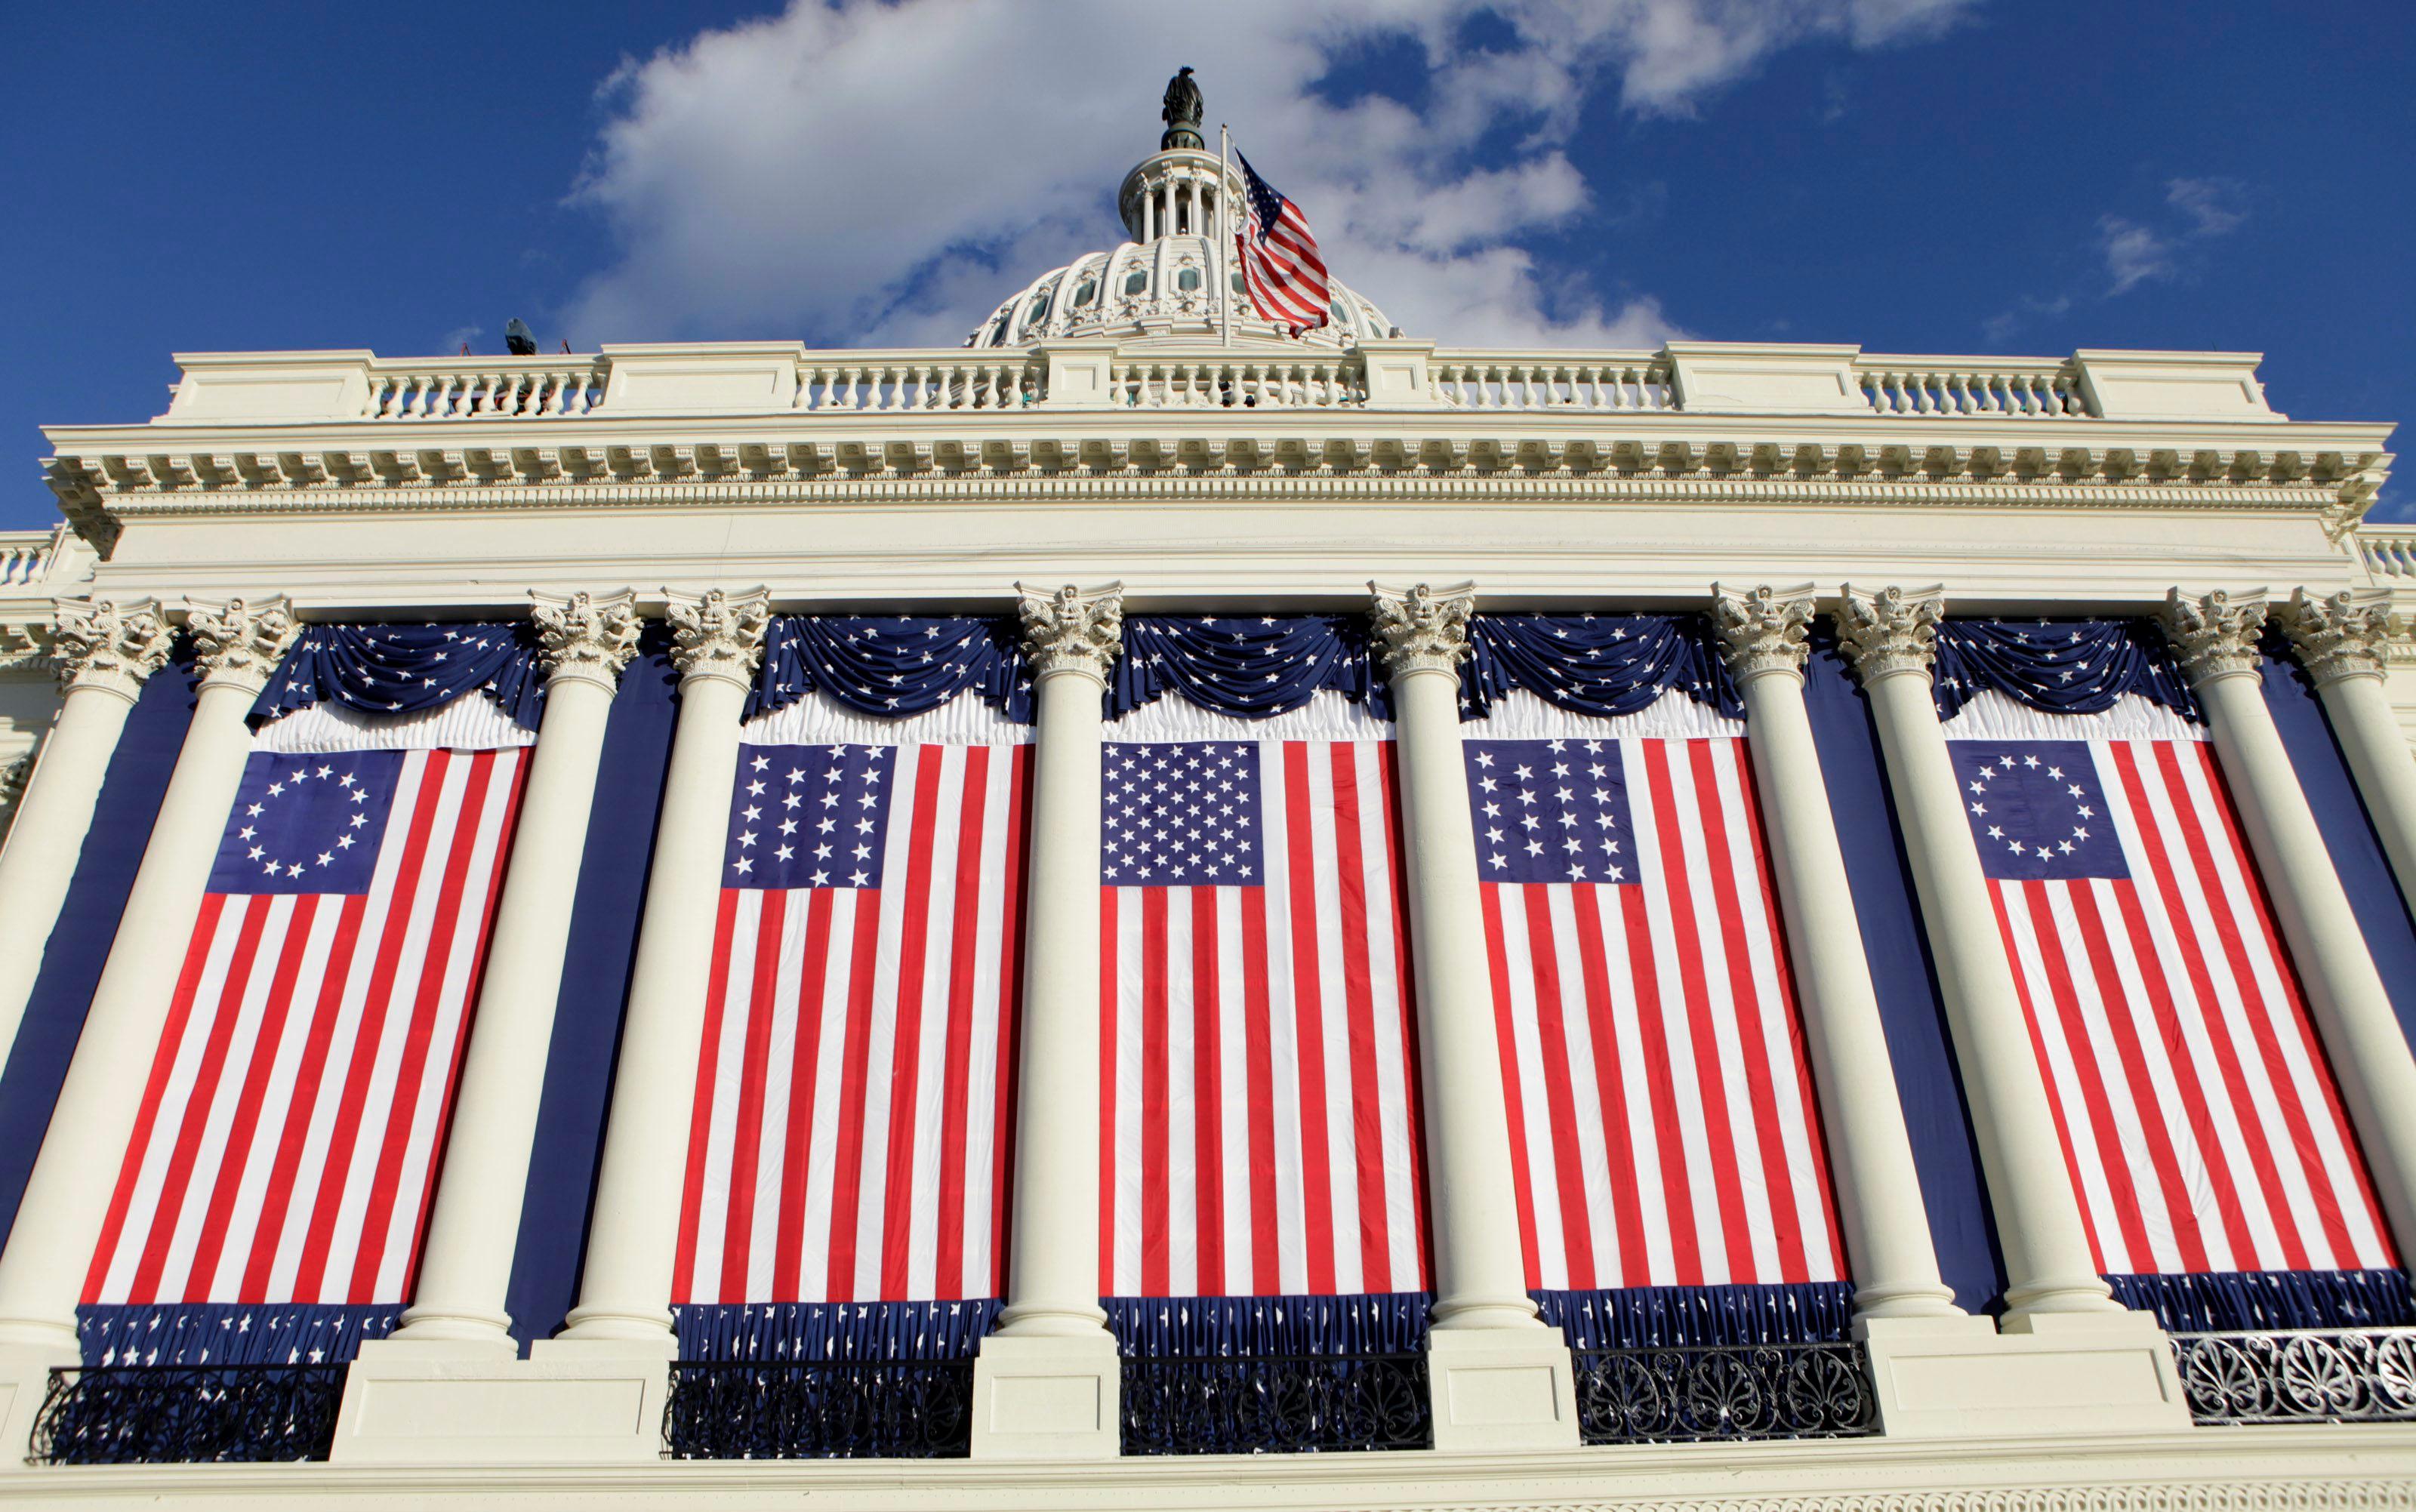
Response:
[2282,587,2416,922]
[396,593,643,1349]
[562,589,768,1341]
[0,601,174,1074]
[0,599,297,1349]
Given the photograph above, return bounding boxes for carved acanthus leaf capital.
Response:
[52,597,173,701]
[184,596,300,695]
[532,588,644,687]
[1712,583,1817,681]
[1369,580,1475,680]
[2279,586,2397,686]
[0,751,29,839]
[1836,584,1944,684]
[1015,581,1125,682]
[2161,587,2270,684]
[664,587,772,685]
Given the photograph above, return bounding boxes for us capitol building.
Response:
[0,77,2412,1510]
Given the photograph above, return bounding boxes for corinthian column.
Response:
[0,599,174,1073]
[2164,589,2416,1261]
[1370,580,1577,1454]
[1710,585,1965,1326]
[2279,587,2416,916]
[1835,586,2123,1326]
[972,583,1123,1462]
[0,599,297,1354]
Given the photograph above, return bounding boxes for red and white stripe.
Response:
[675,741,1031,1304]
[1239,189,1331,336]
[1980,734,2394,1274]
[1485,735,1844,1292]
[1101,738,1428,1297]
[86,747,526,1307]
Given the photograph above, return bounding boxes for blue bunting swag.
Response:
[1105,1292,1429,1357]
[254,623,548,731]
[1931,619,2200,724]
[748,616,1031,723]
[1111,614,1387,720]
[1464,614,1743,722]
[78,1303,399,1366]
[675,1300,1001,1361]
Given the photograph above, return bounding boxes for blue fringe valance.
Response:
[1533,1282,1858,1348]
[673,1299,1001,1361]
[1104,1293,1430,1357]
[1932,619,2199,724]
[1111,615,1387,721]
[76,1304,399,1367]
[1465,614,1742,722]
[749,616,1030,723]
[2105,1268,2416,1332]
[255,623,548,730]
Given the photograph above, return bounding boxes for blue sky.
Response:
[5,2,2410,530]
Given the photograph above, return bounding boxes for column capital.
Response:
[663,587,770,688]
[183,596,300,696]
[1836,584,1944,685]
[532,589,644,690]
[2160,587,2269,685]
[1712,582,1817,681]
[1369,580,1475,680]
[2279,586,2397,687]
[51,598,173,702]
[0,753,26,826]
[1015,581,1124,683]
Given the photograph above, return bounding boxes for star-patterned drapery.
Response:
[1933,618,2199,723]
[1111,614,1385,720]
[750,616,1031,723]
[1464,614,1742,721]
[256,623,548,730]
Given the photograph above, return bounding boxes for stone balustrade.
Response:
[0,533,55,587]
[796,353,1042,412]
[2361,528,2416,581]
[1431,353,1673,411]
[1854,357,2091,418]
[365,360,609,420]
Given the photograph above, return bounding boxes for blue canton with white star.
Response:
[1950,740,2129,881]
[208,751,402,895]
[1463,738,1635,885]
[725,744,895,889]
[1101,742,1262,886]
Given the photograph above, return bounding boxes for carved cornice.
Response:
[664,587,770,686]
[184,596,299,695]
[532,588,644,689]
[1014,581,1124,683]
[51,597,172,701]
[1369,580,1476,679]
[1836,584,1945,684]
[2161,587,2270,684]
[2279,586,2396,686]
[1712,582,1817,681]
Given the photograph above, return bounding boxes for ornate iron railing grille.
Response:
[1120,1353,1431,1455]
[28,1364,347,1464]
[660,1359,975,1459]
[2172,1329,2416,1424]
[1569,1341,1878,1445]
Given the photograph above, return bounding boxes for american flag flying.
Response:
[87,742,526,1307]
[1952,726,2395,1274]
[1475,718,1844,1293]
[674,734,1031,1304]
[1099,725,1429,1298]
[1234,150,1332,337]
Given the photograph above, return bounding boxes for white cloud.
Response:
[2165,175,2246,238]
[562,0,1977,350]
[2092,176,2248,297]
[2097,216,2174,296]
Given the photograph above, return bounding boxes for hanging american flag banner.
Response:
[86,743,526,1307]
[1099,724,1428,1298]
[1952,727,2395,1275]
[1234,149,1332,337]
[1475,718,1844,1293]
[674,734,1031,1305]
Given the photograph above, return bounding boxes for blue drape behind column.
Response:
[1931,619,2199,722]
[748,615,1030,722]
[1533,1281,1857,1347]
[1102,1294,1430,1356]
[1112,615,1386,719]
[501,633,683,1353]
[252,623,548,730]
[1462,614,1743,720]
[1799,630,2003,1313]
[0,656,196,1254]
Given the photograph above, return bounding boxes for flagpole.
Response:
[1218,122,1234,348]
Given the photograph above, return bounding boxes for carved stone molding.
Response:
[51,598,173,702]
[1835,584,1944,684]
[2160,587,2270,684]
[184,596,300,695]
[2279,585,2396,686]
[1711,583,1817,681]
[0,750,28,839]
[664,587,771,687]
[532,588,645,689]
[1014,581,1124,683]
[1368,580,1476,680]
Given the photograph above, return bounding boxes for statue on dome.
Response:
[1161,66,1204,150]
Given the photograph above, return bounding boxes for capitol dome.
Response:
[966,147,1397,350]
